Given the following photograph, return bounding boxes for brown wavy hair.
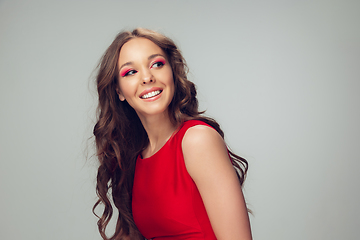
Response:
[93,28,249,240]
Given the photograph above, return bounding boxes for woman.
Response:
[93,28,252,240]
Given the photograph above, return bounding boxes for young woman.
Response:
[93,28,252,240]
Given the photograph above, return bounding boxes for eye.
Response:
[151,60,165,69]
[125,69,137,76]
[120,69,137,77]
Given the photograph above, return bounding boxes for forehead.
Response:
[118,37,165,64]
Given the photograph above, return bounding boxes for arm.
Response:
[182,125,252,240]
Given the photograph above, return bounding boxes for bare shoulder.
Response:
[182,124,230,177]
[182,124,224,148]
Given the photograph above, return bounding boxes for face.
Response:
[117,38,174,120]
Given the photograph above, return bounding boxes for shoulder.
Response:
[180,119,211,131]
[182,123,230,178]
[182,123,223,150]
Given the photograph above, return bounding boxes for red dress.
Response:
[132,120,217,239]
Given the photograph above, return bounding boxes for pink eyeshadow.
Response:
[120,68,131,77]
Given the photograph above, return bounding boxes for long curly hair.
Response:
[93,28,249,240]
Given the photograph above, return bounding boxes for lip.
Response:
[141,91,163,102]
[139,87,163,99]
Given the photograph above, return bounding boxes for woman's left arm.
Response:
[182,125,252,240]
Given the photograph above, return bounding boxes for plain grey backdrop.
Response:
[1,0,359,239]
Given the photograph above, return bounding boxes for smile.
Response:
[140,90,162,99]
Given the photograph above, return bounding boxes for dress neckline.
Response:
[139,122,185,160]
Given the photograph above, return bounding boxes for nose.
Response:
[141,69,155,84]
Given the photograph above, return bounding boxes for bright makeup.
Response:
[150,58,166,69]
[120,67,134,77]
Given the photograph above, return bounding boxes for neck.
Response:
[138,110,179,158]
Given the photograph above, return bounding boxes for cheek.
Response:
[119,79,137,97]
[165,68,174,85]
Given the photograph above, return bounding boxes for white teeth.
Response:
[141,90,161,99]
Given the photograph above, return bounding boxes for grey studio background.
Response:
[0,0,359,239]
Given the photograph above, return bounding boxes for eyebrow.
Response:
[148,53,165,60]
[118,53,166,71]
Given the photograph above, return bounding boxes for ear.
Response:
[116,88,126,101]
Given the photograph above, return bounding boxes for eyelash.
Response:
[120,59,166,77]
[121,69,137,77]
[151,60,165,69]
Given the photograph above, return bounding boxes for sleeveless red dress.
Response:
[132,120,217,239]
